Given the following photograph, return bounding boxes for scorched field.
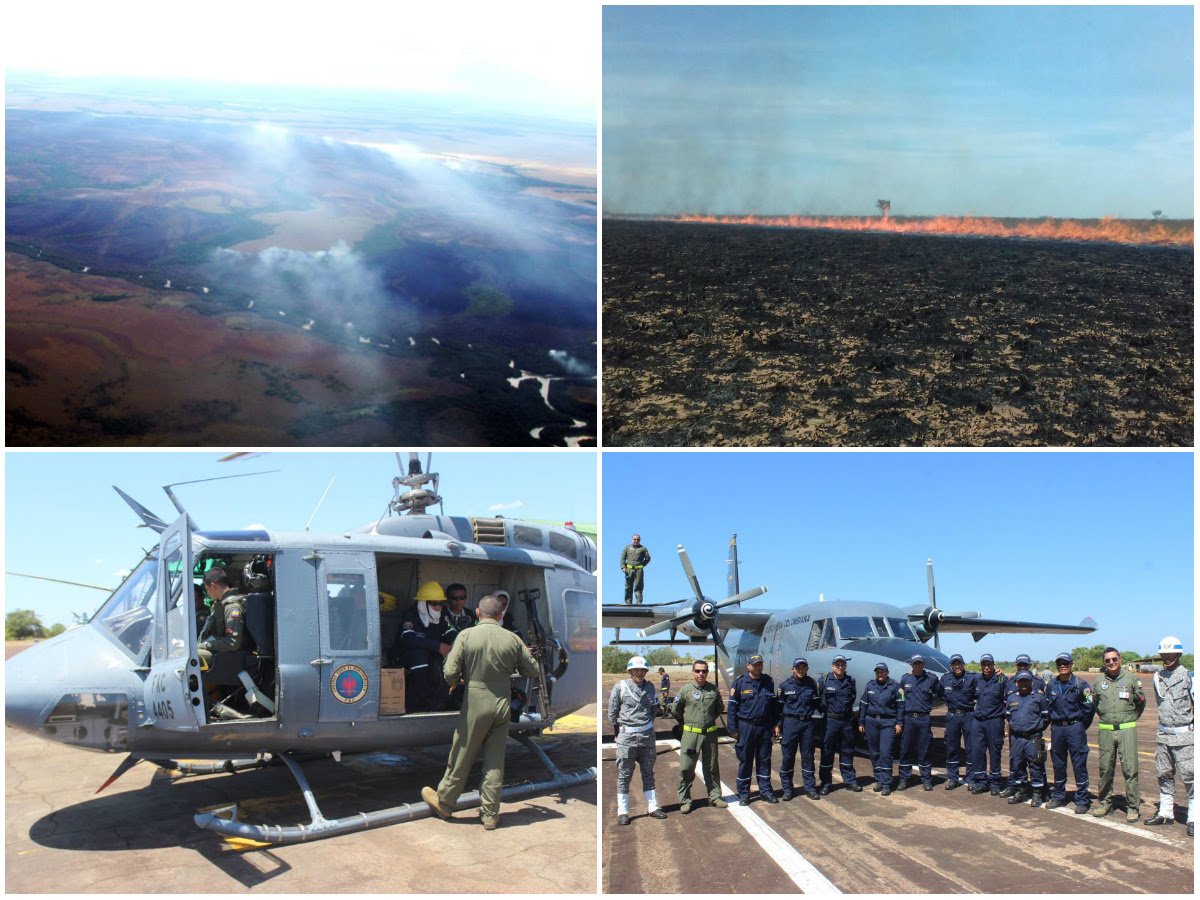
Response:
[602,220,1193,446]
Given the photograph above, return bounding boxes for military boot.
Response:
[1029,787,1047,808]
[999,784,1018,798]
[1045,797,1070,810]
[1007,786,1030,805]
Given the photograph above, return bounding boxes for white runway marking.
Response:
[667,738,842,895]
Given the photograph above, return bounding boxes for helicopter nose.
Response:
[6,625,140,744]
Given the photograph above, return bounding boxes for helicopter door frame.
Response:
[315,550,380,722]
[144,513,205,731]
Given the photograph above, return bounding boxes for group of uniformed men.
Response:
[388,580,483,711]
[609,638,1193,838]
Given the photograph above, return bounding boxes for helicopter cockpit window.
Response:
[835,617,874,640]
[805,619,825,652]
[328,574,368,651]
[94,556,158,661]
[887,617,918,641]
[513,524,544,548]
[548,530,578,561]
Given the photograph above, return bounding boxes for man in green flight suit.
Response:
[197,567,246,670]
[620,533,651,605]
[422,594,541,829]
[1092,646,1146,822]
[674,659,729,813]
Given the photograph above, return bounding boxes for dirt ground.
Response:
[5,641,598,893]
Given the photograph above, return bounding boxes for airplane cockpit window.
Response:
[94,557,158,661]
[836,617,874,640]
[887,617,918,640]
[872,616,888,636]
[806,619,825,652]
[513,524,544,548]
[328,574,368,651]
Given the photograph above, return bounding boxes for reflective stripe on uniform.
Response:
[684,724,718,734]
[1098,722,1137,730]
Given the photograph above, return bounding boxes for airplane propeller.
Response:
[637,545,767,672]
[912,559,980,650]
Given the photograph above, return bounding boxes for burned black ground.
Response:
[603,220,1193,446]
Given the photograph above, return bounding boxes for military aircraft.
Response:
[603,535,1098,699]
[6,453,597,844]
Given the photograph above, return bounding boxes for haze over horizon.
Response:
[604,6,1193,220]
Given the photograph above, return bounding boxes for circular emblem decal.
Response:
[691,690,702,700]
[331,664,369,704]
[1100,681,1109,691]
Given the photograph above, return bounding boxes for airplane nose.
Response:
[6,626,140,749]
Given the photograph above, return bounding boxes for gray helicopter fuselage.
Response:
[6,513,596,761]
[720,599,951,708]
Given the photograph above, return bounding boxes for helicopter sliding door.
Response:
[143,514,205,731]
[315,550,380,722]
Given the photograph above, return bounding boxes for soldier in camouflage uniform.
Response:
[197,567,246,669]
[609,655,666,824]
[620,534,651,605]
[1091,646,1146,821]
[674,659,729,813]
[1144,636,1194,837]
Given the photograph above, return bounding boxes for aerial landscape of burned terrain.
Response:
[6,78,596,446]
[603,219,1193,446]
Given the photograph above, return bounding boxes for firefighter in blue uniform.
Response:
[1045,650,1095,813]
[859,662,905,795]
[775,657,821,801]
[817,655,861,794]
[1004,671,1050,807]
[1005,653,1044,699]
[727,654,779,805]
[969,653,1009,795]
[897,654,943,791]
[940,653,978,790]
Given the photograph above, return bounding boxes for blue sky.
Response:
[604,5,1193,218]
[602,451,1193,662]
[4,451,596,629]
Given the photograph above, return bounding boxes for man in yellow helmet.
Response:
[400,581,453,710]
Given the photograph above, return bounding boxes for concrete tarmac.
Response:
[6,640,597,894]
[602,673,1193,893]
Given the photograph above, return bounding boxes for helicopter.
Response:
[603,535,1098,702]
[6,453,597,844]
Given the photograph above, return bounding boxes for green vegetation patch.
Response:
[463,284,514,317]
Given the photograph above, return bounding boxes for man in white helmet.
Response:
[1144,636,1193,837]
[608,655,667,824]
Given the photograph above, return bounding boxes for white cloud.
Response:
[487,500,525,513]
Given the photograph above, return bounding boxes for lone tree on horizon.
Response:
[876,199,891,221]
[1152,209,1163,220]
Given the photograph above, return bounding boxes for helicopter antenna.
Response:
[6,572,112,592]
[161,470,281,530]
[305,477,336,532]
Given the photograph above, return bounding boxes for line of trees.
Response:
[5,609,67,640]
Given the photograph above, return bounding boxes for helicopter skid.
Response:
[193,736,596,844]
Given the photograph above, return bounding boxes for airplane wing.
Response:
[936,615,1098,643]
[602,604,776,636]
